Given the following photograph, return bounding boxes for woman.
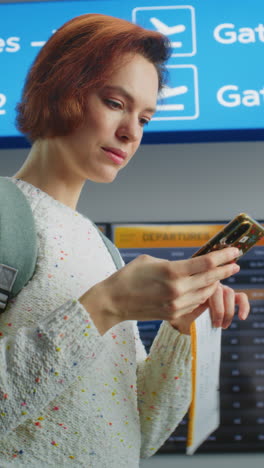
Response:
[0,13,249,467]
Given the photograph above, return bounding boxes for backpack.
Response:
[0,177,122,312]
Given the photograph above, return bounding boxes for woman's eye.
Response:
[106,99,122,109]
[140,118,150,127]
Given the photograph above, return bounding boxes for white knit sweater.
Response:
[0,179,191,467]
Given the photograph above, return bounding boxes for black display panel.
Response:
[111,222,264,453]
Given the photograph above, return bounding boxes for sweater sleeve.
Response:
[0,298,104,439]
[135,320,192,458]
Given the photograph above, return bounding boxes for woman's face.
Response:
[54,53,159,183]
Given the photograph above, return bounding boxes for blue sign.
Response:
[0,0,264,147]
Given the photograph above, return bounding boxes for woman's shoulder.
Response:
[7,177,92,226]
[5,177,56,215]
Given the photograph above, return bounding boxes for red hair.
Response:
[16,13,170,142]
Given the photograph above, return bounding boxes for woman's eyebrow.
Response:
[103,85,157,114]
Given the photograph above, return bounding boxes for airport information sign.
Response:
[0,0,264,146]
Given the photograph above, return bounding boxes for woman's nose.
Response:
[115,116,142,143]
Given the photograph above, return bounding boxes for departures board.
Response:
[111,222,264,453]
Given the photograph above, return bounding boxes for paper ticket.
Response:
[186,308,222,455]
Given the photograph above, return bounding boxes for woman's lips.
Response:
[102,147,128,165]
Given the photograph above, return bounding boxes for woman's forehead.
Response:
[105,53,159,102]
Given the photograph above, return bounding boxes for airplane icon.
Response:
[132,6,196,57]
[151,65,199,120]
[150,18,186,48]
[157,86,188,111]
[159,85,188,99]
[150,17,185,36]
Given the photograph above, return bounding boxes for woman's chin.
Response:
[90,170,119,184]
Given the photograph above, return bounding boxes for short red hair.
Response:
[16,13,170,142]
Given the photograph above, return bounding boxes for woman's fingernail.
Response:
[232,263,240,273]
[213,320,222,327]
[222,321,230,329]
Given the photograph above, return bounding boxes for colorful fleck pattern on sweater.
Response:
[0,179,191,467]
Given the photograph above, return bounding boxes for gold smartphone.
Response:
[192,213,264,259]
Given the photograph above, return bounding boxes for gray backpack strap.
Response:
[0,178,121,311]
[0,177,38,311]
[93,224,123,270]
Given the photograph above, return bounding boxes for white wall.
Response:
[1,141,264,223]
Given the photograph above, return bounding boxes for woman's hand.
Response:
[80,246,244,335]
[169,283,250,335]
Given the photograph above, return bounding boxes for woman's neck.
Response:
[14,139,85,210]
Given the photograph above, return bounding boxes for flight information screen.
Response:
[0,0,263,146]
[111,222,264,452]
